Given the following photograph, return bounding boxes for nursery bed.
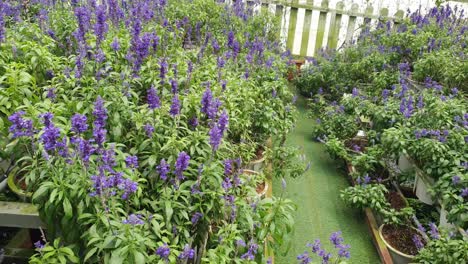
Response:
[273,97,379,263]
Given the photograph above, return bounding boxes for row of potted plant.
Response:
[296,3,467,263]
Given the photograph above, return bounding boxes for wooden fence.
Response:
[244,0,468,57]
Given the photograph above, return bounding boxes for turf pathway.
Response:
[272,97,379,264]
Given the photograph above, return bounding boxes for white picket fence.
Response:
[247,0,468,57]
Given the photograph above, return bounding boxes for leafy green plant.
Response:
[29,238,79,264]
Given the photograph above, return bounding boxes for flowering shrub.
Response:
[0,0,298,263]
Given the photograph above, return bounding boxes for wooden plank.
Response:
[314,0,329,53]
[344,4,358,45]
[299,1,314,56]
[0,201,45,229]
[364,208,394,264]
[286,2,299,52]
[329,2,344,49]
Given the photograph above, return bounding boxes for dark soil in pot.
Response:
[381,224,424,256]
[386,191,407,211]
[256,182,265,194]
[254,146,264,160]
[399,186,417,199]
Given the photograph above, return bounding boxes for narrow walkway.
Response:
[273,97,379,263]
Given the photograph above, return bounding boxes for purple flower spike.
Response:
[156,244,170,260]
[71,114,88,134]
[428,223,440,239]
[169,94,181,117]
[157,159,170,180]
[8,111,34,138]
[175,152,190,180]
[125,155,138,169]
[147,86,161,110]
[178,244,195,260]
[191,212,203,225]
[122,214,144,225]
[144,124,154,137]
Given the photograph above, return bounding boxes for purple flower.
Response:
[461,188,468,198]
[169,94,181,117]
[144,124,154,137]
[352,87,359,97]
[452,175,461,185]
[281,178,287,190]
[240,242,258,260]
[157,159,170,180]
[412,235,424,251]
[34,240,45,250]
[94,5,108,45]
[8,111,34,138]
[156,244,170,260]
[159,59,168,84]
[307,239,321,253]
[191,212,203,225]
[125,155,138,169]
[93,96,108,128]
[330,231,344,247]
[224,159,233,175]
[363,174,371,185]
[337,244,351,259]
[147,86,161,110]
[46,87,56,100]
[71,114,88,134]
[429,223,440,239]
[222,177,232,191]
[110,37,120,51]
[201,88,214,118]
[417,95,424,109]
[218,110,229,133]
[170,79,178,94]
[175,152,190,180]
[122,214,144,225]
[178,244,195,260]
[297,251,311,264]
[189,117,199,129]
[118,178,138,200]
[236,239,246,247]
[40,114,60,152]
[209,125,222,151]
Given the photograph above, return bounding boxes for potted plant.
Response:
[243,169,268,198]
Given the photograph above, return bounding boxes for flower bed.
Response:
[0,0,307,263]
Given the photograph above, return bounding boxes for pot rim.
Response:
[378,224,423,259]
[257,181,269,197]
[7,167,33,198]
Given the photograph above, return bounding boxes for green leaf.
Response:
[63,198,72,219]
[134,252,145,264]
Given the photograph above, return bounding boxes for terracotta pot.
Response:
[7,168,32,200]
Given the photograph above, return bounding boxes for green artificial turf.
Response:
[272,97,379,264]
